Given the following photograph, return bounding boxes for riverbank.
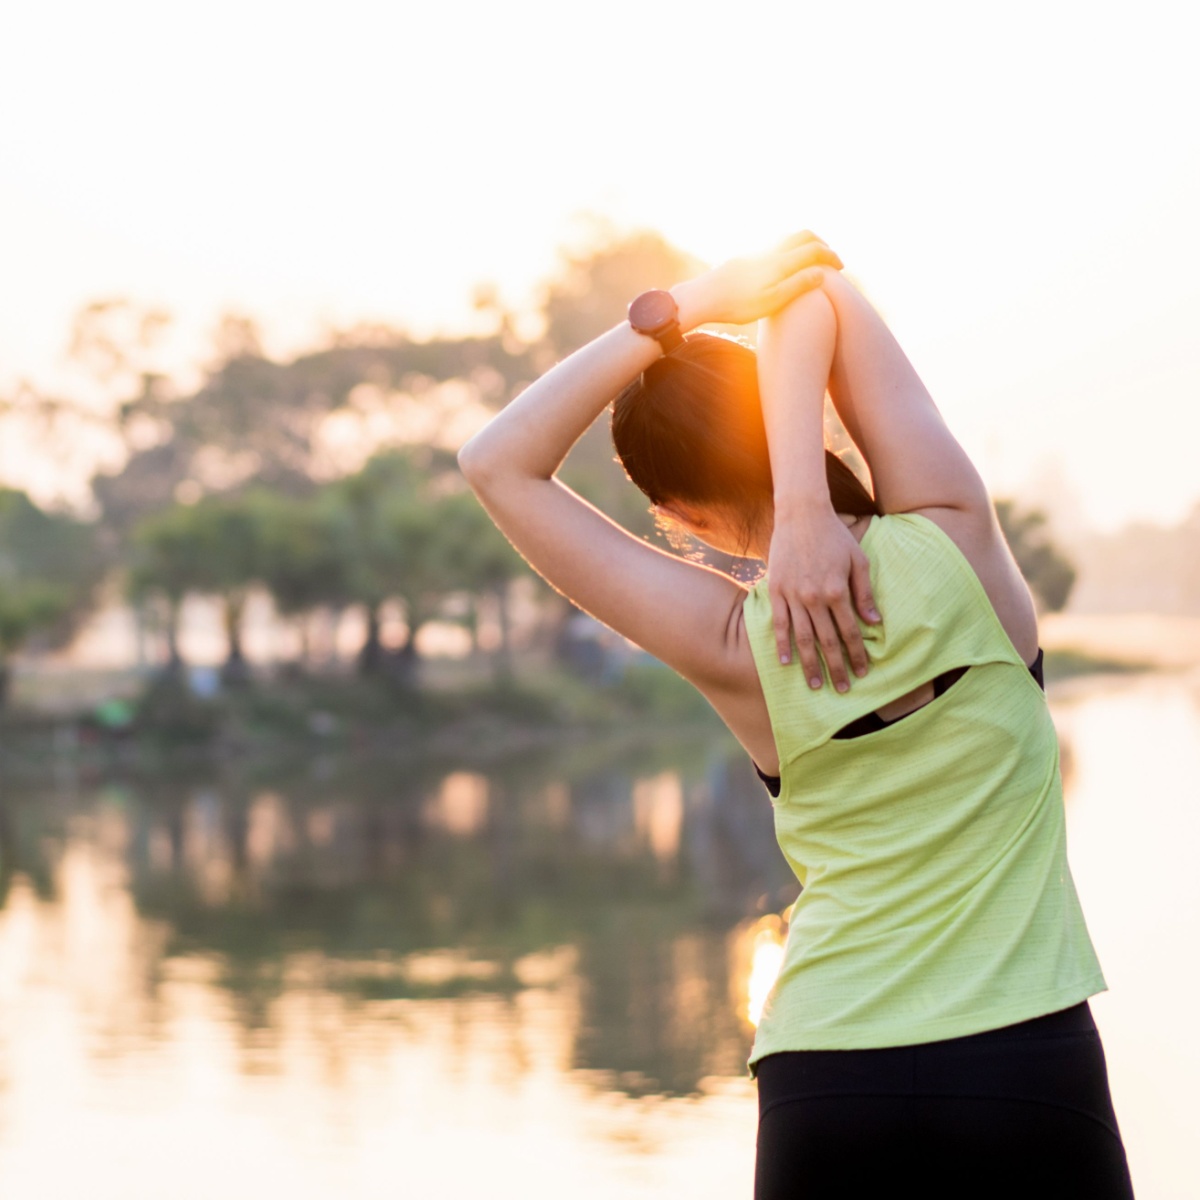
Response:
[0,655,724,780]
[0,623,1180,781]
[1040,611,1200,671]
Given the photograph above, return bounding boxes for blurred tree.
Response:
[325,450,425,677]
[127,506,206,676]
[79,220,736,683]
[314,446,531,680]
[249,489,353,668]
[128,494,270,684]
[327,449,490,679]
[540,221,703,358]
[68,298,173,389]
[995,500,1077,613]
[0,488,104,707]
[429,490,529,680]
[92,331,539,543]
[0,581,74,707]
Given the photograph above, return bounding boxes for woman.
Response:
[458,234,1134,1198]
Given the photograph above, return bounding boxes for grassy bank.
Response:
[0,641,1165,781]
[1042,648,1155,680]
[0,656,724,779]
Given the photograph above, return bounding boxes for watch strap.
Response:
[653,322,685,353]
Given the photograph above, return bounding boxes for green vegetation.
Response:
[995,499,1077,613]
[0,225,1087,745]
[0,488,106,707]
[1042,648,1154,680]
[0,224,708,730]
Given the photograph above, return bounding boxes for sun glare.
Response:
[740,914,788,1029]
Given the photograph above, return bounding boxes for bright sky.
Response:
[1,0,1197,531]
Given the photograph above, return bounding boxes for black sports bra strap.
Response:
[754,650,1046,797]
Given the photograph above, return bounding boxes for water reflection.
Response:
[0,735,795,1105]
[2,678,1192,1198]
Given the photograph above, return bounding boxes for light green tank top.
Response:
[743,513,1106,1065]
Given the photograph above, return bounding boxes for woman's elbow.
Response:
[760,285,837,352]
[457,435,495,493]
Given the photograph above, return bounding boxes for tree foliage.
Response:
[7,222,725,698]
[995,500,1077,613]
[92,331,540,540]
[324,449,527,676]
[125,446,529,680]
[0,488,104,705]
[540,223,703,358]
[128,494,270,681]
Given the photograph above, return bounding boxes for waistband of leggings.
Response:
[755,1003,1112,1114]
[930,1001,1097,1046]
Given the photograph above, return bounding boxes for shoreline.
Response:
[0,638,1175,783]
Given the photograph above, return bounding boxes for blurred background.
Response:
[0,1,1197,1196]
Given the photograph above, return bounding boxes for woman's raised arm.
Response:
[818,270,992,519]
[762,268,1039,665]
[756,288,881,691]
[457,234,842,686]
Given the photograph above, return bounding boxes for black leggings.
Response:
[754,1003,1135,1200]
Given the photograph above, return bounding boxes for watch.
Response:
[628,289,685,354]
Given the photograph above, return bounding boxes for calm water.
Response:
[0,673,1197,1199]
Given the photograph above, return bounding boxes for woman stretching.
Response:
[458,233,1134,1198]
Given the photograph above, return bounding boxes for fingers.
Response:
[771,593,796,665]
[785,242,843,272]
[776,230,824,252]
[771,587,820,682]
[766,267,827,311]
[850,555,882,626]
[764,246,842,310]
[790,608,825,689]
[830,592,870,681]
[783,600,863,692]
[775,231,842,272]
[809,606,852,693]
[830,552,880,681]
[773,584,873,691]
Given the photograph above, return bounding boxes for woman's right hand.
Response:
[673,231,844,330]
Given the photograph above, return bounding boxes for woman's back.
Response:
[743,513,1105,1062]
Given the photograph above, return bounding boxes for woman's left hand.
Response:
[674,231,843,329]
[767,506,880,691]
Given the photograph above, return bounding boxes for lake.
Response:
[0,670,1195,1198]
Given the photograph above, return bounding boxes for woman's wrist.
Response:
[774,490,836,523]
[669,280,710,333]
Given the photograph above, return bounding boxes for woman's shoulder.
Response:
[885,506,1040,665]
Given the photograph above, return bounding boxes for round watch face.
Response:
[629,289,678,335]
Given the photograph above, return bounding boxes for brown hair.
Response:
[611,332,878,546]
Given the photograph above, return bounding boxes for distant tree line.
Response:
[993,500,1077,614]
[126,446,527,686]
[0,223,1080,709]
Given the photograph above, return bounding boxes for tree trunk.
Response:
[220,591,250,686]
[387,623,421,689]
[164,596,185,676]
[493,584,513,684]
[297,613,312,667]
[358,604,384,675]
[467,595,480,655]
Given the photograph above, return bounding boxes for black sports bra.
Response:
[755,649,1045,798]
